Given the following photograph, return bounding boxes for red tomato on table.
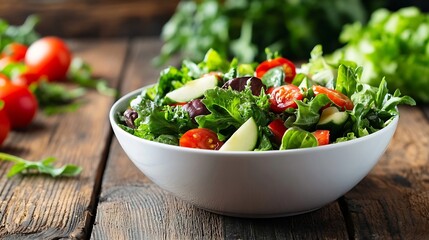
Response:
[0,100,10,146]
[2,42,28,61]
[267,84,303,113]
[180,128,223,150]
[312,85,354,111]
[12,71,41,86]
[0,77,38,128]
[255,57,296,83]
[25,37,72,81]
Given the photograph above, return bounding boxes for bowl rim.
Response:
[109,86,399,156]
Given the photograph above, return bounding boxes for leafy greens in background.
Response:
[329,7,429,103]
[155,0,385,65]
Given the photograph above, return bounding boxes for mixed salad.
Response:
[116,46,415,151]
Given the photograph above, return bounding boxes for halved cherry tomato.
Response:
[25,36,72,81]
[313,130,330,146]
[180,128,223,150]
[255,57,296,83]
[268,119,287,144]
[312,85,354,111]
[2,43,28,61]
[267,84,303,113]
[0,77,38,128]
[0,100,10,146]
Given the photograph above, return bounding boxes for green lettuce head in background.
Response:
[329,7,429,103]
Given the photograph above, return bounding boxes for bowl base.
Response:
[198,206,323,218]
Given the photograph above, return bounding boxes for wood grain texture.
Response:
[0,39,127,239]
[92,38,349,239]
[343,106,429,239]
[0,0,179,38]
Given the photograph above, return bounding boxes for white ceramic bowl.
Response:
[109,87,399,218]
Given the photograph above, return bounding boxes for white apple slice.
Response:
[165,75,218,103]
[219,117,258,151]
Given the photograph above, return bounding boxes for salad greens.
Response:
[329,7,429,103]
[118,47,415,151]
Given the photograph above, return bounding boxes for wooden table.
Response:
[0,38,428,239]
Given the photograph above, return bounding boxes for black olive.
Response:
[222,76,266,96]
[123,108,138,128]
[183,99,209,119]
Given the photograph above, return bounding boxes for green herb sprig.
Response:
[0,152,82,178]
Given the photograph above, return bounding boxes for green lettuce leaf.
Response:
[280,127,318,150]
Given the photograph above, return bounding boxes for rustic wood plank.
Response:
[0,39,127,238]
[224,203,348,240]
[0,0,179,38]
[93,38,349,239]
[343,106,429,239]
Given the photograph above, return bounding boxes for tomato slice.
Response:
[312,85,354,111]
[313,130,330,146]
[267,84,303,113]
[179,128,223,150]
[268,119,287,144]
[255,57,296,83]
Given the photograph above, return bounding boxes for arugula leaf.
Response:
[0,152,82,178]
[279,127,318,150]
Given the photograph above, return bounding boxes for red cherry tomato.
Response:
[0,101,11,146]
[255,57,296,83]
[180,128,223,150]
[313,130,330,146]
[0,56,16,70]
[25,37,72,81]
[12,71,41,86]
[312,85,354,111]
[2,42,28,61]
[268,119,287,144]
[0,77,38,128]
[267,84,303,113]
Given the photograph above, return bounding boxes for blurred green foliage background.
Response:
[154,0,424,65]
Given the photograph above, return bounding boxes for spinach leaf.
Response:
[280,127,318,150]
